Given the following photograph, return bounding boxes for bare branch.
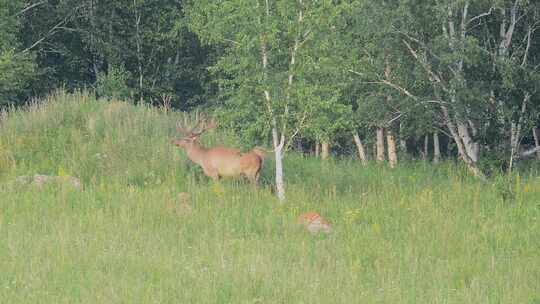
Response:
[402,40,447,92]
[466,7,494,26]
[360,79,418,100]
[222,38,241,45]
[460,1,469,39]
[20,4,82,53]
[392,27,445,63]
[519,147,540,159]
[386,113,403,126]
[285,110,308,152]
[521,25,532,67]
[21,18,67,53]
[16,1,48,16]
[349,69,450,106]
[297,31,313,48]
[277,134,286,151]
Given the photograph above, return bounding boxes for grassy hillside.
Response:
[1,92,539,303]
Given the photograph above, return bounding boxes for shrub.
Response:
[95,66,132,100]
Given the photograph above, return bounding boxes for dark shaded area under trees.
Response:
[2,0,212,110]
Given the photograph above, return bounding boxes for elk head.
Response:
[173,113,216,150]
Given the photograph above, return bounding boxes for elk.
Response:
[173,114,265,184]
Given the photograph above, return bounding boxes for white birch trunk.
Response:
[270,0,304,201]
[533,127,540,160]
[321,142,330,160]
[447,3,483,176]
[399,122,407,154]
[260,2,285,202]
[400,138,407,154]
[88,0,101,79]
[387,130,397,168]
[403,4,486,178]
[376,128,385,163]
[433,132,441,164]
[423,135,429,161]
[272,126,285,202]
[353,132,368,166]
[457,122,479,163]
[509,94,529,172]
[134,1,143,103]
[441,105,485,179]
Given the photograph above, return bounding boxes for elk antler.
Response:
[176,114,196,136]
[176,112,217,138]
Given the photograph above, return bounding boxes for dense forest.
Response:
[2,1,540,186]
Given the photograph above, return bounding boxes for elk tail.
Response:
[251,146,268,160]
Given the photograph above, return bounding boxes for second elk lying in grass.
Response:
[173,114,265,185]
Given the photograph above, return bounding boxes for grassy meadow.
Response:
[1,92,539,303]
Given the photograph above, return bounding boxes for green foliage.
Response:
[95,66,132,101]
[0,0,36,105]
[0,49,36,105]
[187,0,352,144]
[11,0,212,109]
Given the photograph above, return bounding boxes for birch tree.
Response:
[383,0,495,178]
[187,0,344,201]
[487,0,540,170]
[343,1,421,167]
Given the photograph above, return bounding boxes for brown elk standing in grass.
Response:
[173,114,266,184]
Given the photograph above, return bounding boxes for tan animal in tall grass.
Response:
[173,114,265,184]
[297,212,332,234]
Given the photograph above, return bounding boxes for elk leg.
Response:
[246,169,261,187]
[254,169,262,186]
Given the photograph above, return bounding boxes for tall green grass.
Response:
[1,92,539,303]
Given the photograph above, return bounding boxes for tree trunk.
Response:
[321,142,330,160]
[402,6,485,179]
[315,142,320,158]
[134,3,144,104]
[533,127,540,160]
[469,120,480,162]
[267,0,305,201]
[441,105,485,179]
[272,126,286,202]
[433,132,441,164]
[88,0,101,79]
[387,130,397,168]
[400,138,407,154]
[352,132,368,166]
[509,94,529,172]
[376,128,385,163]
[509,122,518,172]
[422,135,429,161]
[457,122,479,163]
[399,122,407,154]
[446,5,483,178]
[260,10,285,201]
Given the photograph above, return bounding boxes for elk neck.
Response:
[185,141,208,165]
